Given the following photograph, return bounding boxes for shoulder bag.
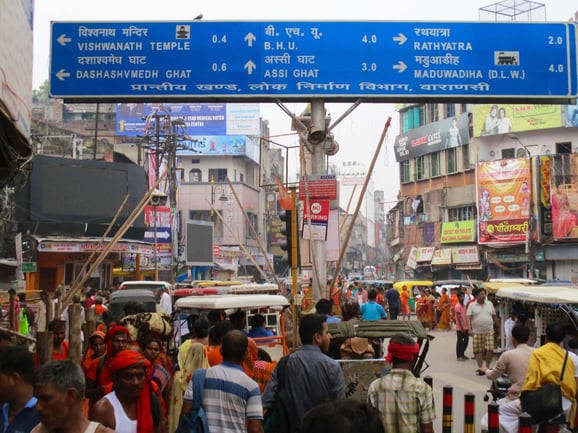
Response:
[520,350,569,425]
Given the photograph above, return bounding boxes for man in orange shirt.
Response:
[85,325,130,404]
[49,319,69,360]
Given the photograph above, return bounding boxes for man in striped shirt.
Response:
[183,330,264,433]
[367,333,435,433]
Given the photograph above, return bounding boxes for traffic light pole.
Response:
[289,187,299,348]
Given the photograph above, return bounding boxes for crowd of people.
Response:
[0,279,441,433]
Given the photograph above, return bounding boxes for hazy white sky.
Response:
[31,0,576,206]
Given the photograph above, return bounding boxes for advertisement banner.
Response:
[394,112,469,162]
[440,220,476,243]
[477,158,531,244]
[473,104,562,137]
[452,246,480,264]
[116,102,260,136]
[416,247,436,262]
[431,248,452,265]
[406,246,418,270]
[175,135,259,163]
[550,154,578,239]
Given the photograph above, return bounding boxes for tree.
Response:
[32,79,50,105]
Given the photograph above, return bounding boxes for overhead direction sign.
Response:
[50,21,578,102]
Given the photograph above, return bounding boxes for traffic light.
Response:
[279,209,300,269]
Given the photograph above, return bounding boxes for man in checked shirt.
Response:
[367,333,435,433]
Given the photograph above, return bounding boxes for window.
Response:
[246,212,258,239]
[427,103,439,123]
[447,148,457,173]
[430,152,440,177]
[445,104,455,118]
[462,144,470,170]
[189,168,202,182]
[416,156,426,180]
[447,206,477,222]
[188,210,223,236]
[208,168,227,182]
[400,160,411,183]
[460,103,468,114]
[502,148,515,159]
[401,106,425,132]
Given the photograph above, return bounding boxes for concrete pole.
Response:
[310,99,326,301]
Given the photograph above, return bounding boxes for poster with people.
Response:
[477,158,531,244]
[549,154,578,239]
[473,104,562,137]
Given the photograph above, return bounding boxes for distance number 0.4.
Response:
[362,34,377,44]
[548,64,564,73]
[362,62,378,72]
[212,34,227,44]
[212,63,227,72]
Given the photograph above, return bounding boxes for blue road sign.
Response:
[144,227,172,244]
[50,21,578,101]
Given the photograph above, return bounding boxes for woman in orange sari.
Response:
[437,287,452,331]
[400,287,411,320]
[242,338,276,394]
[415,289,431,329]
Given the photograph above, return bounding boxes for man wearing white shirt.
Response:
[157,287,172,315]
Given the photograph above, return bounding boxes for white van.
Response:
[118,280,173,294]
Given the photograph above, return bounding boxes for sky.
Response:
[31,0,577,209]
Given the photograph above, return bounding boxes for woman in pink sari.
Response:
[552,183,577,238]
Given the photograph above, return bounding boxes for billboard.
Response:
[186,222,213,266]
[116,102,260,137]
[394,112,469,162]
[549,154,578,239]
[473,104,562,137]
[477,158,531,244]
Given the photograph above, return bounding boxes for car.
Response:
[108,289,157,320]
[118,280,173,295]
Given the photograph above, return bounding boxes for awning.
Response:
[35,236,153,254]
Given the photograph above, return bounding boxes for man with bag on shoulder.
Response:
[262,314,345,433]
[498,322,578,433]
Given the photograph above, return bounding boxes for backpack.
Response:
[263,355,296,433]
[175,369,210,433]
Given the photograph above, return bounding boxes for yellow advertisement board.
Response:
[440,220,476,243]
[473,104,562,137]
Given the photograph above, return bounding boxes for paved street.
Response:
[424,327,497,433]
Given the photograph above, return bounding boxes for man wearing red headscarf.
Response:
[367,333,435,433]
[85,325,130,404]
[89,349,166,433]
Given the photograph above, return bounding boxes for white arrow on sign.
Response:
[392,33,407,45]
[145,230,171,240]
[57,34,72,46]
[56,69,70,81]
[244,32,256,47]
[244,60,256,75]
[392,61,407,73]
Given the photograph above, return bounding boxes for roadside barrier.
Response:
[518,412,532,433]
[442,385,452,433]
[487,402,499,433]
[464,393,475,433]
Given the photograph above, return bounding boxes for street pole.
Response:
[309,99,326,301]
[510,135,536,279]
[153,204,158,281]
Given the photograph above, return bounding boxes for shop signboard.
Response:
[477,158,531,244]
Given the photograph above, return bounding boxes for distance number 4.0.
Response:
[548,64,564,73]
[362,34,377,44]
